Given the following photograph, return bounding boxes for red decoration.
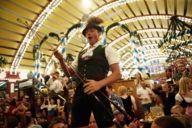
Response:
[4,71,20,79]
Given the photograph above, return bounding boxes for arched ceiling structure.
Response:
[0,0,192,76]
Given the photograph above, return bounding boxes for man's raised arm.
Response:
[53,50,75,77]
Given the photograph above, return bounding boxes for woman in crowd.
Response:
[118,85,137,124]
[175,77,192,107]
[134,72,143,89]
[175,76,192,127]
[41,97,57,122]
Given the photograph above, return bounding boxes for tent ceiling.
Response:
[0,0,192,75]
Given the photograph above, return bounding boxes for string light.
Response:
[10,0,62,74]
[90,0,141,16]
[110,28,170,48]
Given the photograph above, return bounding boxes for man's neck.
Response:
[89,44,95,48]
[89,40,100,48]
[89,42,96,47]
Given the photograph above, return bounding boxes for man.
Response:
[54,16,121,127]
[136,80,155,117]
[113,110,127,128]
[47,71,63,95]
[153,83,176,115]
[106,85,125,110]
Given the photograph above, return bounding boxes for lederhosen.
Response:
[71,45,114,127]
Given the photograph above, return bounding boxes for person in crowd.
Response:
[165,68,178,93]
[44,75,51,85]
[153,82,176,115]
[47,71,63,96]
[41,97,57,122]
[175,77,192,108]
[6,98,17,116]
[171,104,185,117]
[48,116,67,128]
[171,105,191,128]
[136,81,155,117]
[151,116,185,128]
[26,116,42,128]
[134,72,143,89]
[165,68,174,83]
[62,76,70,98]
[89,113,98,128]
[0,105,5,128]
[35,97,43,114]
[36,112,49,128]
[22,95,31,109]
[25,109,32,118]
[151,95,165,117]
[12,98,28,116]
[106,85,125,110]
[54,16,121,127]
[64,87,75,126]
[118,86,137,124]
[175,76,192,127]
[113,110,128,128]
[5,116,19,128]
[56,99,64,118]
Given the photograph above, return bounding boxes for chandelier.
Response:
[158,15,192,63]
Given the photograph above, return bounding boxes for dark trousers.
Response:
[71,86,114,127]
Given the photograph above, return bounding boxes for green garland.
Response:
[0,56,7,67]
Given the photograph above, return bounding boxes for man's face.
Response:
[85,28,100,45]
[68,89,75,98]
[162,83,169,92]
[141,81,147,88]
[114,113,124,122]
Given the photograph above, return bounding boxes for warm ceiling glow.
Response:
[82,0,91,8]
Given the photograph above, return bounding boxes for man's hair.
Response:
[179,76,191,95]
[166,68,172,72]
[154,116,185,128]
[48,116,66,128]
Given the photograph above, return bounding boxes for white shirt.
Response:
[49,79,63,93]
[130,95,137,110]
[71,41,119,70]
[175,93,192,103]
[137,87,154,104]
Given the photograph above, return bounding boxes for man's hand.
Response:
[83,79,102,95]
[54,50,63,60]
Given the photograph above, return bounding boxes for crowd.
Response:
[0,68,191,128]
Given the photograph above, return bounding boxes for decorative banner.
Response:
[0,56,7,72]
[33,44,41,80]
[105,22,130,36]
[141,47,149,74]
[130,35,140,72]
[45,22,86,74]
[101,32,107,45]
[130,31,146,75]
[59,32,66,53]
